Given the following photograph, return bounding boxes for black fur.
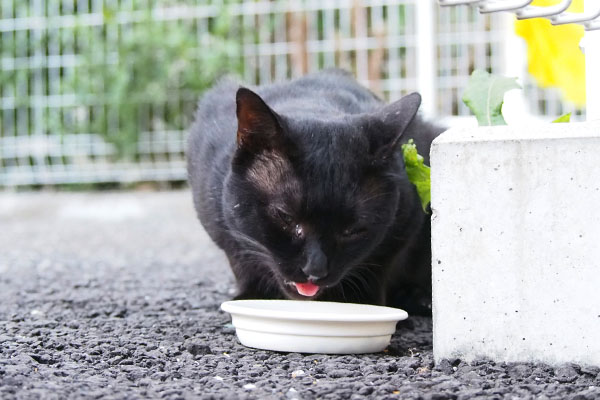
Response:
[187,69,445,314]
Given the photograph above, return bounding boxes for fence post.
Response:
[416,0,437,117]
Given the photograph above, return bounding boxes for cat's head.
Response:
[222,87,421,300]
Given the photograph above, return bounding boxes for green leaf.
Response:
[462,69,521,126]
[401,139,431,213]
[552,112,571,123]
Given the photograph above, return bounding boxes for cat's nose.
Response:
[302,261,328,280]
[302,243,328,280]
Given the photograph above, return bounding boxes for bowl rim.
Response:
[221,299,409,323]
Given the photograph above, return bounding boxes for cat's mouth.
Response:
[284,280,320,298]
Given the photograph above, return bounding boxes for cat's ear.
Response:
[371,92,421,161]
[236,87,282,152]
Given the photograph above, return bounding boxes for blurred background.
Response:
[0,0,587,189]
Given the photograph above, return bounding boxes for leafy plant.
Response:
[462,69,521,126]
[404,69,572,214]
[0,1,242,160]
[552,112,572,123]
[71,4,242,158]
[401,139,431,213]
[463,69,572,126]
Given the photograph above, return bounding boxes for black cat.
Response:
[187,69,445,314]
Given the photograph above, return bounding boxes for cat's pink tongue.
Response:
[294,282,319,297]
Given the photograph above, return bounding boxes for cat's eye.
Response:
[276,208,294,226]
[341,227,368,239]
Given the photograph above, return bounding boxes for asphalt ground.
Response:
[1,191,599,399]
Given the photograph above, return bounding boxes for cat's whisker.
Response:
[235,249,269,262]
[227,230,279,265]
[341,268,369,300]
[342,265,380,299]
[344,278,363,301]
[356,262,383,269]
[356,191,395,205]
[346,270,369,286]
[384,171,410,182]
[232,242,272,261]
[230,235,290,295]
[332,279,348,302]
[257,269,279,294]
[227,229,271,254]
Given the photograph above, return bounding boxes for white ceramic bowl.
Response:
[220,300,409,354]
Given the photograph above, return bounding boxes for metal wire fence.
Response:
[0,0,578,187]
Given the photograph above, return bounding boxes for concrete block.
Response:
[430,121,600,367]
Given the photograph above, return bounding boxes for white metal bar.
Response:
[416,0,436,117]
[586,21,600,30]
[438,0,482,5]
[406,3,418,98]
[322,7,335,69]
[386,3,402,101]
[258,7,271,83]
[479,0,533,13]
[516,0,572,19]
[584,13,600,30]
[339,2,352,71]
[551,6,600,25]
[242,2,256,83]
[354,0,369,86]
[274,7,288,80]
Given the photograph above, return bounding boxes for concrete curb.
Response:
[431,121,600,367]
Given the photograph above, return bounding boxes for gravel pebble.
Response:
[291,370,305,378]
[1,191,599,399]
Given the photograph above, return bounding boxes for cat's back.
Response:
[188,70,382,172]
[188,78,239,164]
[260,69,383,116]
[187,78,240,244]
